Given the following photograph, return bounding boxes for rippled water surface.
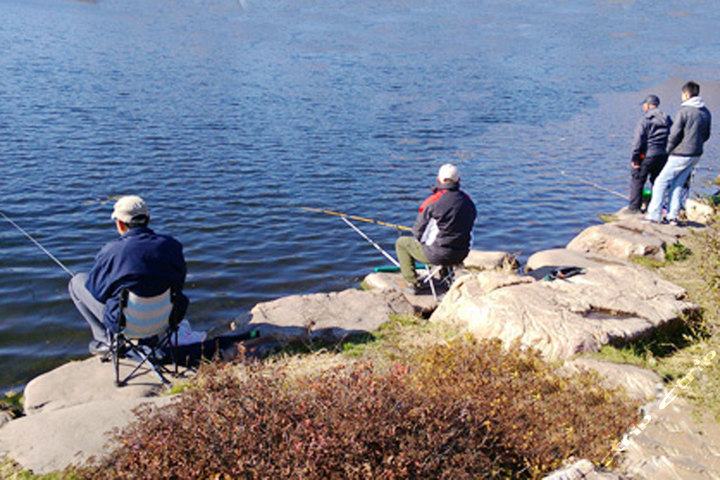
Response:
[1,0,720,390]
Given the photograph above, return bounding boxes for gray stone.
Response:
[362,271,467,312]
[430,264,695,361]
[0,355,189,473]
[0,396,173,474]
[685,198,714,224]
[566,221,668,262]
[525,248,628,273]
[247,288,415,341]
[562,357,663,401]
[463,250,518,271]
[618,397,720,479]
[541,459,622,480]
[473,270,534,293]
[23,356,176,416]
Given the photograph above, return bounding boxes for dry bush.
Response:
[76,338,638,479]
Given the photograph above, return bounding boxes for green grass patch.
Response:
[592,310,708,380]
[631,255,664,269]
[0,459,80,480]
[597,213,617,223]
[664,241,691,262]
[0,390,24,420]
[630,241,691,269]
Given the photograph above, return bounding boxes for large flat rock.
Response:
[430,255,696,360]
[0,355,189,474]
[567,221,670,262]
[525,248,629,273]
[23,356,176,416]
[463,250,518,271]
[247,288,414,340]
[618,397,720,479]
[566,214,703,263]
[541,459,622,480]
[362,271,460,312]
[562,357,663,402]
[0,396,172,474]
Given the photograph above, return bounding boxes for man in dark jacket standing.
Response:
[394,164,476,294]
[646,81,712,224]
[628,94,672,213]
[68,195,188,354]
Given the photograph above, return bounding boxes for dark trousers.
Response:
[629,154,668,212]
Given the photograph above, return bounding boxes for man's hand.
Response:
[631,161,640,169]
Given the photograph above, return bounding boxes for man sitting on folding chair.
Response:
[68,195,188,362]
[394,163,477,295]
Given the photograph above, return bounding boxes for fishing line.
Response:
[0,211,75,277]
[559,170,628,200]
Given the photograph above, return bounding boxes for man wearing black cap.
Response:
[628,94,672,213]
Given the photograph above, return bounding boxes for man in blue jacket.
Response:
[394,164,477,294]
[628,94,672,213]
[69,195,188,355]
[646,81,712,225]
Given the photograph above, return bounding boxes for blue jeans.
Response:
[645,155,700,222]
[68,273,110,345]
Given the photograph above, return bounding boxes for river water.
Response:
[1,0,719,391]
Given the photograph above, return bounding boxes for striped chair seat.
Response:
[122,289,173,339]
[110,287,178,387]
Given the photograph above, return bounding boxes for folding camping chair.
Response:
[419,264,457,300]
[109,288,179,387]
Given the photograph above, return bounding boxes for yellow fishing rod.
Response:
[300,206,412,232]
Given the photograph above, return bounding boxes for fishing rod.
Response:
[340,216,400,268]
[559,170,628,200]
[0,211,75,277]
[301,206,412,232]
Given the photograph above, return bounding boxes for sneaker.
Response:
[88,340,110,356]
[667,218,681,227]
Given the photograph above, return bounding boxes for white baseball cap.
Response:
[437,163,460,184]
[111,195,149,223]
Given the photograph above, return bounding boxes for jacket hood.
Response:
[682,96,706,109]
[646,108,670,126]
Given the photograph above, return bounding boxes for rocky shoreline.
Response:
[0,200,718,478]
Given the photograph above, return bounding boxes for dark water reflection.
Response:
[1,0,720,389]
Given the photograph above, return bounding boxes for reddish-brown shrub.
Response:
[76,338,638,479]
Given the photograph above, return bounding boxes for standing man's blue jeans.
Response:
[68,273,110,347]
[645,155,700,222]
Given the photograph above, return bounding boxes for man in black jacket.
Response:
[394,164,476,294]
[628,94,672,213]
[646,81,712,224]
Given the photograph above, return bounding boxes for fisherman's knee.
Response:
[68,273,86,298]
[394,236,405,250]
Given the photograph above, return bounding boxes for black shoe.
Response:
[89,340,110,356]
